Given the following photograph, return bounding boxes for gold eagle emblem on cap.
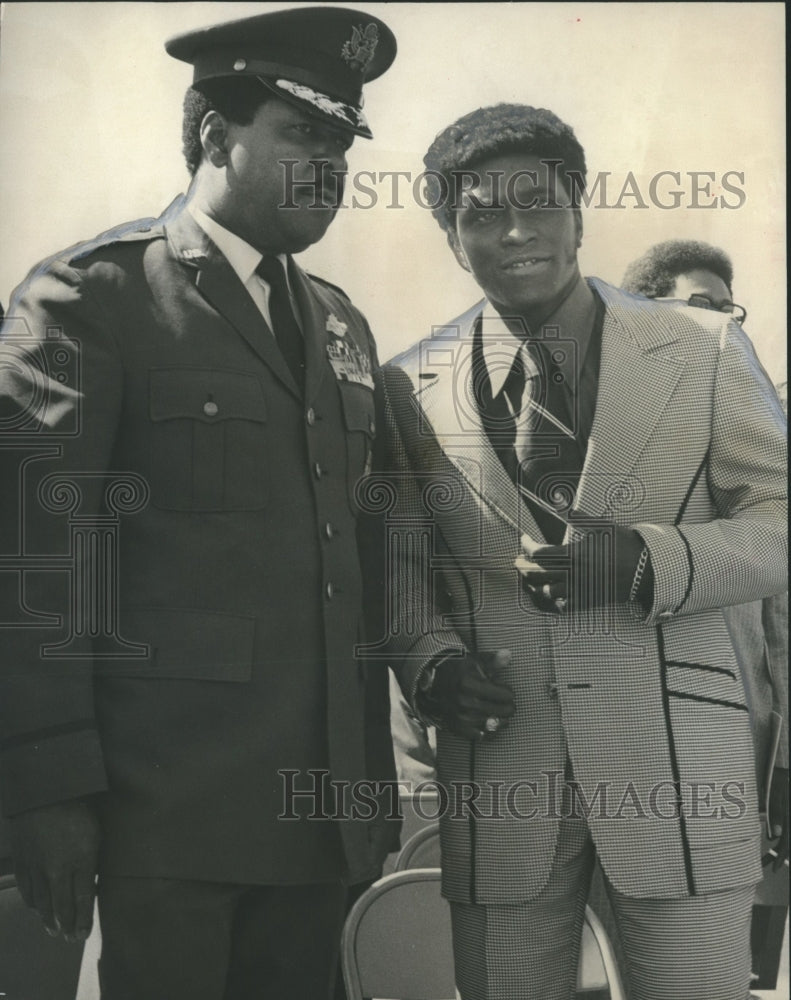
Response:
[341,23,379,72]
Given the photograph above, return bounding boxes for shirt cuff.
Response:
[399,632,466,715]
[631,522,693,625]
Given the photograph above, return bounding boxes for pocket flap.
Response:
[93,607,256,681]
[338,382,375,435]
[150,368,267,423]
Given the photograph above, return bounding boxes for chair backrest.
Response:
[342,868,457,1000]
[390,825,626,999]
[393,822,442,871]
[0,874,84,999]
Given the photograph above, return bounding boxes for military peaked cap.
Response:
[165,6,396,139]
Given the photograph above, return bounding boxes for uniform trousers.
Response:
[97,875,347,1000]
[450,816,757,1000]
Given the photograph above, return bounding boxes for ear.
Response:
[448,229,471,273]
[200,110,230,168]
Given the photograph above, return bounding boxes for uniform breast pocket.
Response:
[148,367,268,511]
[338,382,376,514]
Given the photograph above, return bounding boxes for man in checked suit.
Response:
[621,239,788,866]
[0,8,398,998]
[378,105,787,1000]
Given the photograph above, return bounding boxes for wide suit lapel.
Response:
[413,303,546,543]
[413,280,687,545]
[164,204,302,399]
[572,279,685,528]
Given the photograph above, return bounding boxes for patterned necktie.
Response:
[255,255,305,391]
[476,344,527,482]
[514,339,584,543]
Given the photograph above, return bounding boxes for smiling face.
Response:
[452,152,582,329]
[209,97,353,255]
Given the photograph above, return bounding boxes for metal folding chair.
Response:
[387,824,626,998]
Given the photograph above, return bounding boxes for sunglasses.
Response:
[685,294,747,325]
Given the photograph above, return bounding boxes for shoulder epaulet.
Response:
[66,217,165,265]
[306,272,352,302]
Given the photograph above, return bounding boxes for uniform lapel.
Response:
[414,305,545,541]
[165,207,301,399]
[288,261,330,404]
[573,279,685,525]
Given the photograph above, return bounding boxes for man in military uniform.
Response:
[0,8,397,998]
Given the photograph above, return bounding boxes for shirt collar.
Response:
[187,203,287,287]
[481,275,597,397]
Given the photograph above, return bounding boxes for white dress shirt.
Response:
[188,204,300,333]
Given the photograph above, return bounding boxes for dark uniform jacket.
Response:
[0,201,398,885]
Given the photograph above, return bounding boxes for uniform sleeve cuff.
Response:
[0,728,107,817]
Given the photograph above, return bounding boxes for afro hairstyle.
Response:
[621,240,734,298]
[422,103,587,236]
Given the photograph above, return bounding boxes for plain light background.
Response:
[0,1,786,381]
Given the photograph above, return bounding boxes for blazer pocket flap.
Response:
[149,368,267,423]
[665,662,744,707]
[338,382,375,435]
[93,608,256,681]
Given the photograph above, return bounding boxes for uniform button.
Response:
[324,522,335,540]
[314,462,323,479]
[325,582,335,600]
[658,611,673,620]
[306,408,316,426]
[233,58,247,71]
[203,401,218,417]
[368,417,376,434]
[547,682,559,698]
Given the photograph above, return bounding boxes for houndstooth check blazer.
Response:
[379,278,787,905]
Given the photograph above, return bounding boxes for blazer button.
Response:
[658,611,673,620]
[546,682,559,698]
[203,400,218,417]
[325,522,335,540]
[314,462,323,479]
[325,582,335,600]
[306,408,316,426]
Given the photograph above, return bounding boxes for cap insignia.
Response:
[341,23,379,73]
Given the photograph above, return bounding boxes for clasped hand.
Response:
[515,523,646,613]
[423,649,516,742]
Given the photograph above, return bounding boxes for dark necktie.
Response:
[256,255,305,391]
